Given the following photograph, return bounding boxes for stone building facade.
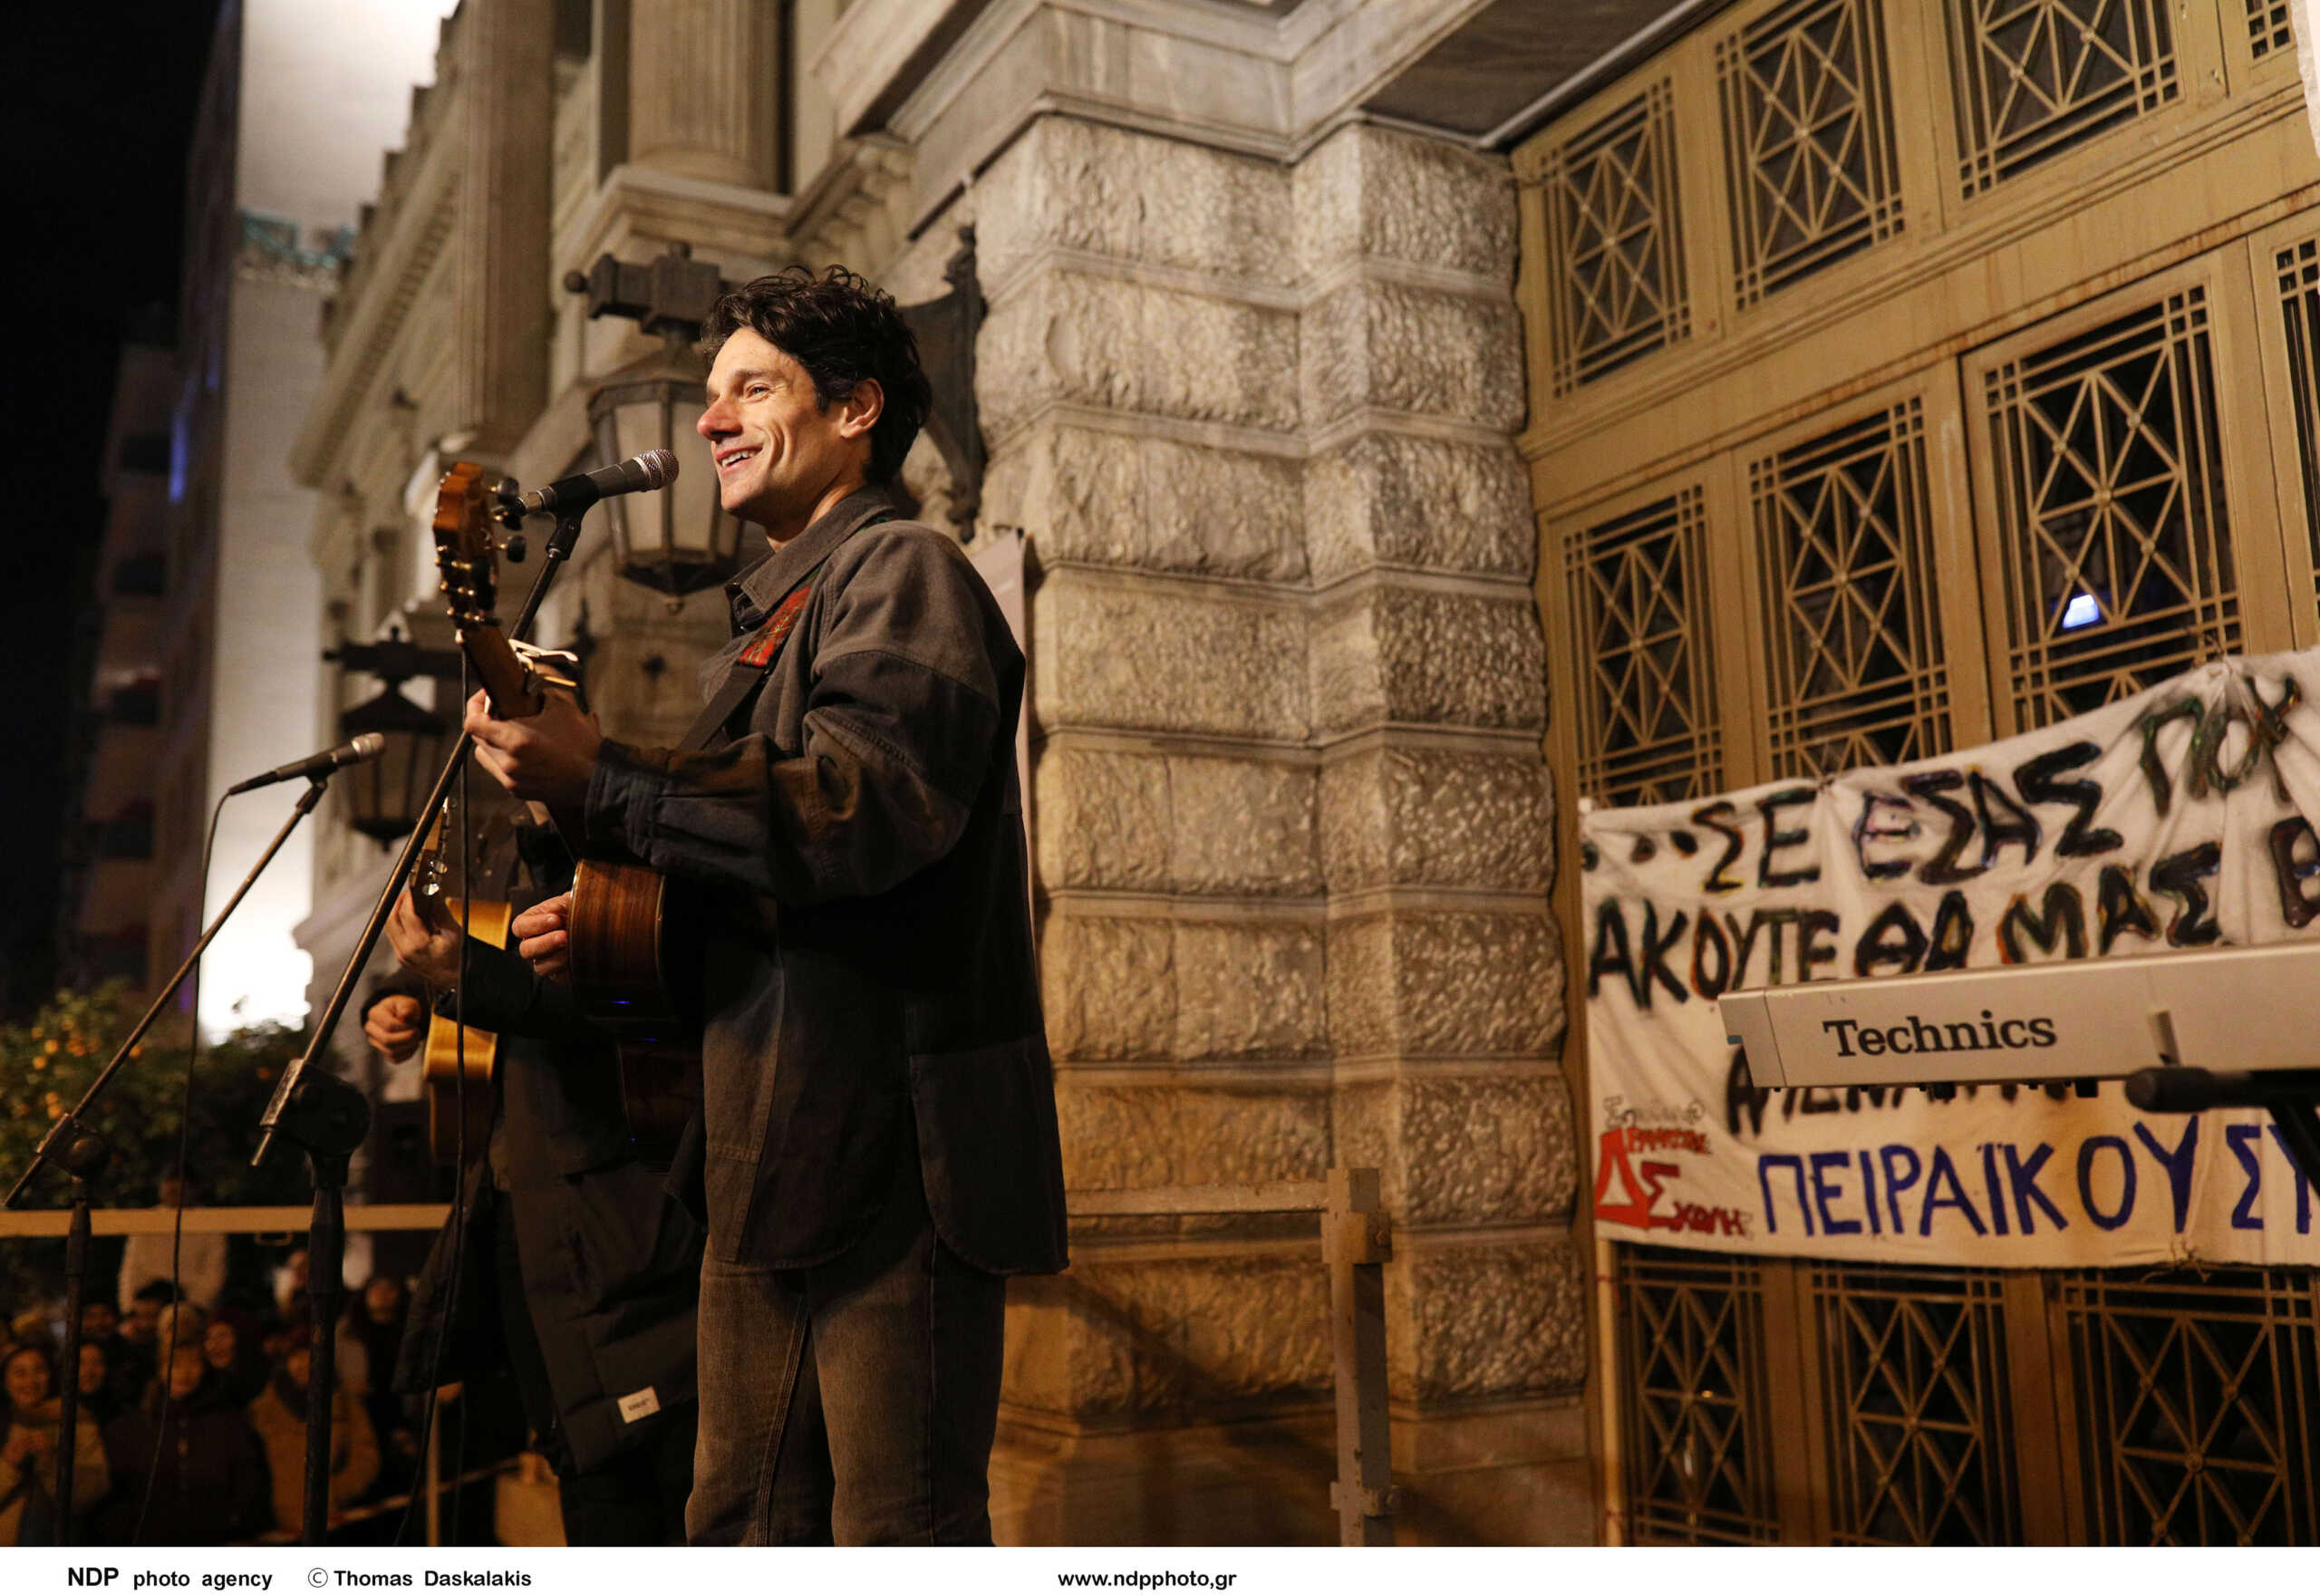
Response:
[292,0,1679,1543]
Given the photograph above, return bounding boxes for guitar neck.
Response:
[459,622,545,721]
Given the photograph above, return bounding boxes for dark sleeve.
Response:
[582,533,1003,904]
[430,937,604,1045]
[360,967,429,1025]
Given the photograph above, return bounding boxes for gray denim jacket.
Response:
[584,488,1068,1275]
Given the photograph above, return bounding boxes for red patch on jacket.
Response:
[738,585,813,668]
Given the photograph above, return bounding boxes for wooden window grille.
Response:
[1566,489,1722,805]
[1980,288,2239,729]
[1616,1245,1783,1543]
[1751,401,1951,776]
[1542,82,1690,392]
[2277,238,2320,612]
[1716,0,1904,308]
[1809,1262,2023,1544]
[1944,0,2180,197]
[2246,0,2295,59]
[2059,1268,2320,1544]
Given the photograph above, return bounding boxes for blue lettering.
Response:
[2002,1142,2069,1233]
[2131,1118,2199,1232]
[1919,1146,1987,1236]
[2076,1136,2136,1231]
[2264,1127,2315,1233]
[1858,1149,1882,1236]
[1810,1150,1862,1236]
[1879,1145,1922,1235]
[1758,1154,1813,1235]
[2227,1125,2266,1230]
[1979,1144,2011,1235]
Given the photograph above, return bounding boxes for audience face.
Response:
[4,1347,52,1413]
[166,1345,206,1403]
[362,1277,404,1323]
[125,1299,161,1345]
[203,1320,237,1369]
[78,1342,107,1398]
[285,1348,312,1389]
[82,1301,119,1340]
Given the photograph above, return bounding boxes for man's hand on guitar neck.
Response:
[387,885,467,988]
[465,686,602,810]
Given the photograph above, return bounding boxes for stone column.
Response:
[2298,0,2320,162]
[977,114,1582,1543]
[624,0,779,188]
[455,0,556,454]
[1299,124,1586,1544]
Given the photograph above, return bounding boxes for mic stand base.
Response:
[271,1069,371,1546]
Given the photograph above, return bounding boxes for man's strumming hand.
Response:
[511,893,574,983]
[465,686,602,809]
[364,992,425,1064]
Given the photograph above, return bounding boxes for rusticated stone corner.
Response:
[1390,1233,1587,1404]
[1300,280,1525,434]
[1173,918,1328,1059]
[1305,431,1533,584]
[1036,745,1174,893]
[1020,1252,1334,1418]
[1326,909,1563,1059]
[1042,913,1174,1060]
[1320,745,1553,894]
[1031,573,1310,741]
[1168,756,1320,896]
[1311,586,1546,739]
[986,425,1306,582]
[1294,122,1518,280]
[1058,1080,1331,1193]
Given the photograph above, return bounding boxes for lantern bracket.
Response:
[897,227,986,537]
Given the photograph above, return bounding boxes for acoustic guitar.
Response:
[411,800,517,1165]
[430,461,703,1165]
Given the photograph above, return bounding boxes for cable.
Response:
[395,662,479,1547]
[129,788,227,1546]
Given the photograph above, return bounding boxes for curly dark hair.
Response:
[700,266,933,485]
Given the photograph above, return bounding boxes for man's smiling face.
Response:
[698,327,876,542]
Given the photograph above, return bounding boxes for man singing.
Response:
[457,266,1068,1544]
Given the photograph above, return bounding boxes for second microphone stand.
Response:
[2,775,334,1543]
[250,497,584,1546]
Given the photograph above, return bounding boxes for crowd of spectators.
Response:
[0,1251,420,1546]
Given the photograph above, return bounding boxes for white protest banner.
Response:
[1582,650,2320,1268]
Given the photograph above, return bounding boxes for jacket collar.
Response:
[725,486,899,634]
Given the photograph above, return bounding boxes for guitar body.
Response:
[421,897,513,1164]
[567,859,704,1166]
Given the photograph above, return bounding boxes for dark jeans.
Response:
[686,1147,1006,1545]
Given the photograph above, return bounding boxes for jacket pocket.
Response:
[905,1035,1068,1276]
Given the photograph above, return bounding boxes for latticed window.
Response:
[1565,489,1721,805]
[1617,1246,1782,1544]
[1811,1263,2022,1544]
[1945,0,2180,197]
[1541,82,1690,392]
[2060,1268,2320,1544]
[2278,238,2320,612]
[1980,288,2239,730]
[2247,0,2295,59]
[1717,0,1904,307]
[1751,401,1949,776]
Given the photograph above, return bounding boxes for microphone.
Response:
[512,449,680,516]
[226,733,387,795]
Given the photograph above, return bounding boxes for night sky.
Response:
[3,1,226,1019]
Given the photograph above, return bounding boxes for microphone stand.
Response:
[2,774,336,1543]
[250,498,585,1547]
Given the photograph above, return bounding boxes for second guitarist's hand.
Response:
[465,686,602,809]
[512,894,574,983]
[387,885,465,988]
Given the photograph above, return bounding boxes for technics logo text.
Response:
[1821,1009,2058,1059]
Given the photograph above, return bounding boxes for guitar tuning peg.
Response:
[504,534,528,563]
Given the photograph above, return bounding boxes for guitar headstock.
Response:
[431,461,543,719]
[431,461,501,638]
